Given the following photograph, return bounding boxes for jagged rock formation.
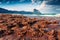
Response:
[33,9,42,15]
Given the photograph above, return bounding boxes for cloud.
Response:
[56,8,60,10]
[0,0,60,14]
[45,0,60,5]
[34,1,60,13]
[19,0,25,2]
[0,2,2,4]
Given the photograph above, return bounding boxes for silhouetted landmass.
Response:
[0,8,56,15]
[0,8,42,15]
[33,9,41,14]
[0,8,33,14]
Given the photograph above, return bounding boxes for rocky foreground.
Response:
[0,14,60,40]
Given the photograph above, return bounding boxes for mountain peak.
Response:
[33,9,41,14]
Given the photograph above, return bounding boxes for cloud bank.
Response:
[0,0,60,13]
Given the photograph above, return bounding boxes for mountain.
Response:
[0,8,33,14]
[33,9,42,14]
[0,8,9,13]
[0,8,17,13]
[0,8,42,15]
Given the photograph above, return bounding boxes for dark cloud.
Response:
[0,0,43,4]
[45,0,60,5]
[0,0,60,5]
[0,0,19,4]
[0,0,31,4]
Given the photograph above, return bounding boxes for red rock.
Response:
[0,14,59,40]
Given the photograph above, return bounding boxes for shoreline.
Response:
[0,13,60,17]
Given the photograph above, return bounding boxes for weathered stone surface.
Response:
[0,14,60,40]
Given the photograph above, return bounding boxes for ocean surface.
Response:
[11,13,60,17]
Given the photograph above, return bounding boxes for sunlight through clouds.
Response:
[0,0,60,14]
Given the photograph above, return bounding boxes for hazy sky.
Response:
[0,0,60,13]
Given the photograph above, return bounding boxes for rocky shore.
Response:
[0,14,60,40]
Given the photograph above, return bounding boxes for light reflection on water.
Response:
[12,14,60,17]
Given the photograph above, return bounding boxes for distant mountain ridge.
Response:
[0,8,42,15]
[0,8,33,14]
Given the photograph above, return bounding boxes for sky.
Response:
[0,0,60,14]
